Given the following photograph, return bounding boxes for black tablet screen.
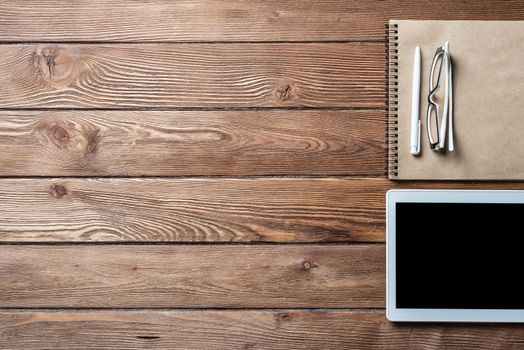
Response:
[396,202,524,309]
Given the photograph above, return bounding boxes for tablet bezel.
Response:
[387,189,524,322]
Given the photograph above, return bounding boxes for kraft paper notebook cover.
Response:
[388,20,524,180]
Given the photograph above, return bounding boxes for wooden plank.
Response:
[1,310,523,349]
[0,245,385,308]
[2,178,524,243]
[1,1,523,42]
[0,110,386,176]
[0,43,384,109]
[0,178,387,243]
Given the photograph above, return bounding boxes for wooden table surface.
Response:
[1,1,524,349]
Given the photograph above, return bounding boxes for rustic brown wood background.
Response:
[1,1,524,349]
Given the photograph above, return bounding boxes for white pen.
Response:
[410,45,421,155]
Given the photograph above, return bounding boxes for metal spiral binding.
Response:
[387,23,399,178]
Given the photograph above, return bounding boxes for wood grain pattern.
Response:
[0,43,384,109]
[0,178,388,243]
[2,178,524,243]
[0,245,385,308]
[1,0,524,42]
[0,110,386,176]
[2,310,524,350]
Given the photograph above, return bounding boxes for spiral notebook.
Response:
[388,20,524,180]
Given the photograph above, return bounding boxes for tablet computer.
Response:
[387,189,524,322]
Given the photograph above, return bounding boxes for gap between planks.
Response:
[0,307,386,312]
[0,107,387,111]
[0,40,386,45]
[0,242,385,246]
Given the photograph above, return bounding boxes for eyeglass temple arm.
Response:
[439,42,453,151]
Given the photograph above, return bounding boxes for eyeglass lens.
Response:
[427,48,447,150]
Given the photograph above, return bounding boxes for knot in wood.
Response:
[274,312,294,329]
[302,260,313,270]
[49,124,71,145]
[275,84,293,101]
[83,128,100,156]
[49,184,68,199]
[31,46,78,87]
[36,118,100,156]
[277,312,293,321]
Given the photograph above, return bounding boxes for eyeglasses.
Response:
[426,42,454,151]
